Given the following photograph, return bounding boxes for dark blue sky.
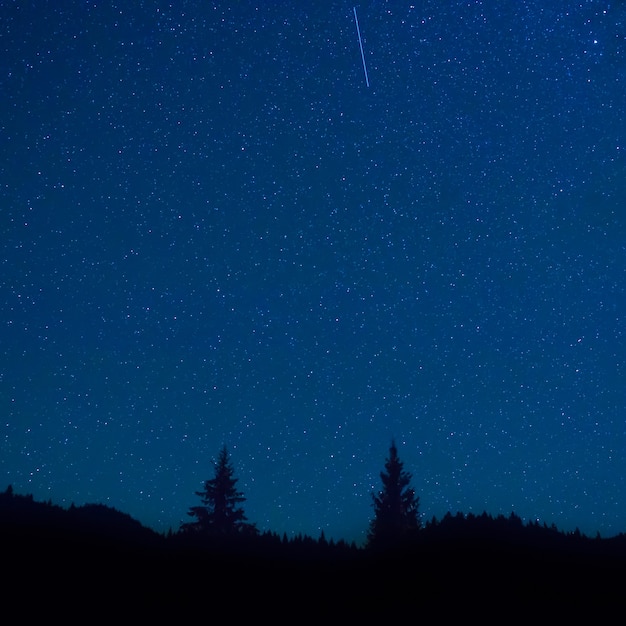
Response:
[2,1,625,544]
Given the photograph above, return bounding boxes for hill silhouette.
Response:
[2,486,625,620]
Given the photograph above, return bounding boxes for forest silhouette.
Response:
[2,443,625,619]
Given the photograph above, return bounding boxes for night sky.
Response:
[2,1,626,545]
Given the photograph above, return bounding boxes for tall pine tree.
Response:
[367,440,421,548]
[182,445,256,537]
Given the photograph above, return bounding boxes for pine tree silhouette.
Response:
[181,445,257,537]
[367,440,421,548]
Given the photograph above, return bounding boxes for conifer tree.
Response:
[182,445,256,537]
[367,440,421,547]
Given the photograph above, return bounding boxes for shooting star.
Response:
[353,7,370,87]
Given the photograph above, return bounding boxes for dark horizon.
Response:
[5,484,626,620]
[1,481,618,547]
[0,482,615,541]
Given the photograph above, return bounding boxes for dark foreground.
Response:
[5,526,626,620]
[2,495,626,620]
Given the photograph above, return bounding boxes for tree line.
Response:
[3,442,625,618]
[1,440,618,557]
[180,439,420,549]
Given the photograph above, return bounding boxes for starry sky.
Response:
[2,1,626,545]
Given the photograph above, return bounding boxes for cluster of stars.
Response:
[2,1,626,543]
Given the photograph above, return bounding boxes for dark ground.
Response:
[2,492,625,621]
